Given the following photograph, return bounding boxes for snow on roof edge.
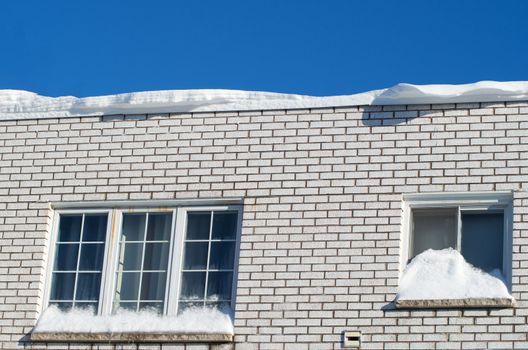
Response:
[1,80,528,120]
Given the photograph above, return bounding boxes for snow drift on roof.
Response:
[33,305,234,334]
[396,248,511,301]
[1,80,528,120]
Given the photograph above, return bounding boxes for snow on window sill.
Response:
[31,306,234,343]
[395,249,514,310]
[394,297,515,309]
[30,331,233,343]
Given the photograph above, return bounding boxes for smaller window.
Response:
[404,192,512,281]
[398,192,514,308]
[410,208,505,274]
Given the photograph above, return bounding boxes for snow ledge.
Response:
[394,297,515,309]
[395,249,514,309]
[1,80,528,120]
[30,331,233,343]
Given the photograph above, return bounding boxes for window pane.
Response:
[50,273,75,301]
[116,302,137,312]
[186,212,211,240]
[82,214,107,242]
[462,212,504,272]
[178,301,203,313]
[212,212,238,240]
[209,241,236,270]
[143,243,170,271]
[183,242,209,270]
[49,301,73,311]
[58,215,82,242]
[54,244,79,271]
[206,300,232,312]
[139,302,163,314]
[117,272,140,301]
[78,243,105,271]
[411,208,457,258]
[76,273,101,301]
[122,214,146,241]
[207,271,233,300]
[146,213,172,241]
[180,272,206,299]
[120,243,143,271]
[140,272,167,301]
[74,302,98,313]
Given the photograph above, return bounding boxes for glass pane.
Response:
[122,214,146,241]
[120,243,143,271]
[462,212,504,272]
[58,215,82,242]
[117,272,140,301]
[82,214,107,242]
[139,302,163,314]
[116,301,137,312]
[73,302,98,313]
[411,208,457,258]
[206,301,232,313]
[178,301,203,313]
[49,301,73,311]
[75,273,101,301]
[50,273,75,301]
[54,244,79,271]
[146,213,172,241]
[186,212,211,240]
[209,241,236,270]
[212,212,238,240]
[140,272,167,301]
[180,272,206,299]
[143,243,170,271]
[79,243,105,271]
[183,242,208,270]
[206,271,233,300]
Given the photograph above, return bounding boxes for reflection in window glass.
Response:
[113,212,172,314]
[411,208,457,258]
[462,212,504,273]
[179,210,238,313]
[49,214,108,313]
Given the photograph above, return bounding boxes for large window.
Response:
[402,192,513,285]
[44,205,242,316]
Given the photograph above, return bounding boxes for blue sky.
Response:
[1,0,527,97]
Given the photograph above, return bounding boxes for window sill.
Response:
[394,297,515,309]
[30,331,233,343]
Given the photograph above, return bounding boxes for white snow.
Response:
[396,248,512,301]
[33,305,234,334]
[1,80,527,120]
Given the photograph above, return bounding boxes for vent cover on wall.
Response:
[343,331,361,348]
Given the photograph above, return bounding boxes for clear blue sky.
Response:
[1,0,527,97]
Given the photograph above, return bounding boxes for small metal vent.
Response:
[343,331,361,349]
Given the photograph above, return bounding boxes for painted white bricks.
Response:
[0,101,527,350]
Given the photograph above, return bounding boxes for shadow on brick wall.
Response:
[361,109,420,126]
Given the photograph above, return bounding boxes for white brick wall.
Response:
[0,101,527,349]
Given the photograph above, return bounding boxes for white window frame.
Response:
[43,202,242,317]
[401,191,513,288]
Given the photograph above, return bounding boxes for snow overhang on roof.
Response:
[1,80,528,120]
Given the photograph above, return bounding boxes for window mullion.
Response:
[100,210,119,315]
[203,211,214,307]
[167,208,186,315]
[457,206,462,252]
[136,212,149,312]
[71,214,85,308]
